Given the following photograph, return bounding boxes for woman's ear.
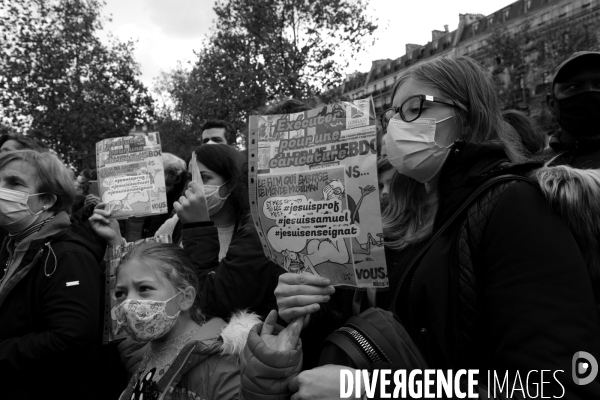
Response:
[179,286,196,312]
[43,194,57,210]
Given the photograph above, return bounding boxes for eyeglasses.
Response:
[380,95,460,133]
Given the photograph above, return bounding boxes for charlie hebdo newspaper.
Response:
[248,98,388,289]
[96,132,168,219]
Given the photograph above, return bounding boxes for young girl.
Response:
[86,213,259,400]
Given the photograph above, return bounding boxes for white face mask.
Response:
[203,182,230,216]
[0,187,47,233]
[112,292,181,342]
[385,116,455,183]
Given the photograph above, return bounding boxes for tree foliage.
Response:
[0,0,154,168]
[154,0,377,146]
[212,0,378,99]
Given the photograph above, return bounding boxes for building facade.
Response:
[339,0,600,130]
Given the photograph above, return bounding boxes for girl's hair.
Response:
[0,134,47,152]
[384,56,529,249]
[0,150,75,213]
[391,56,528,163]
[120,242,204,324]
[194,144,249,223]
[377,155,393,176]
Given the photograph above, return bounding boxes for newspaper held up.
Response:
[248,97,388,289]
[96,132,168,219]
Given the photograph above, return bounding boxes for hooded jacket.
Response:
[0,211,104,400]
[119,311,262,400]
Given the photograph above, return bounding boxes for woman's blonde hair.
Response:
[382,172,436,250]
[383,56,529,249]
[0,150,75,213]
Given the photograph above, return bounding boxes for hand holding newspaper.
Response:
[173,151,210,223]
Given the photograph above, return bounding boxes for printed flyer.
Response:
[96,133,168,219]
[248,97,388,289]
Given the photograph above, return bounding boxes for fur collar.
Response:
[535,165,600,306]
[218,310,262,357]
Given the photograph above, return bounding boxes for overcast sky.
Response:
[101,0,516,88]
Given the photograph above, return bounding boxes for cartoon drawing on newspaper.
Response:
[249,97,388,289]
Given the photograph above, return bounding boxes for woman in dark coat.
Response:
[0,150,103,399]
[175,144,283,319]
[266,57,600,399]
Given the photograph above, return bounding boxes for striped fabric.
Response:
[9,216,55,245]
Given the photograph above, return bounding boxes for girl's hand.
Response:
[88,204,122,247]
[260,310,303,352]
[173,181,210,224]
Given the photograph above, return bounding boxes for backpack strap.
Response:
[390,174,537,308]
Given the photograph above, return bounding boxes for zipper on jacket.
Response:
[337,326,386,364]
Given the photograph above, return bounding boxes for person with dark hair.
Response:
[199,120,237,146]
[72,168,101,225]
[377,156,394,212]
[260,98,313,115]
[0,150,103,399]
[0,134,47,153]
[174,144,283,319]
[546,51,600,167]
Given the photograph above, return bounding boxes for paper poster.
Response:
[96,133,168,219]
[248,97,388,289]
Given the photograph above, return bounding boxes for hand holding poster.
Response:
[248,97,388,289]
[96,133,168,219]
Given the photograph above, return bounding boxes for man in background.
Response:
[546,51,600,168]
[198,120,237,146]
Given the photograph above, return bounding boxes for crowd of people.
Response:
[0,51,599,400]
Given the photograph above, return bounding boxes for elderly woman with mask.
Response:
[0,150,103,400]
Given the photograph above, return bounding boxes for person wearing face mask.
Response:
[174,144,284,320]
[264,57,600,399]
[0,150,104,400]
[546,51,600,168]
[77,237,258,399]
